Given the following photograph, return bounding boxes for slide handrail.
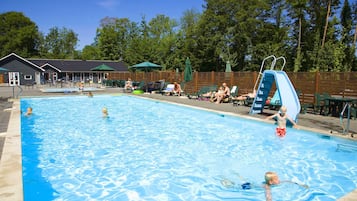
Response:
[274,56,286,71]
[253,55,276,91]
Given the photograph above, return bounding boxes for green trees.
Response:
[1,0,357,72]
[0,12,40,57]
[0,12,78,59]
[39,27,79,59]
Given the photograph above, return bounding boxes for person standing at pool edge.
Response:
[265,105,298,137]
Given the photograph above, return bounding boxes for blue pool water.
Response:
[21,95,357,201]
[41,87,102,93]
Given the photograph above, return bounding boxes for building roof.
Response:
[0,53,45,72]
[0,53,129,72]
[29,58,128,72]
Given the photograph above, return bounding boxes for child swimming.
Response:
[102,107,108,118]
[220,171,308,201]
[25,107,33,116]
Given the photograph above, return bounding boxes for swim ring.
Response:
[132,89,144,94]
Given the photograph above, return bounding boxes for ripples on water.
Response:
[21,95,357,201]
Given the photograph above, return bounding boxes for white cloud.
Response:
[97,0,120,11]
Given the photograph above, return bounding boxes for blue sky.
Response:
[0,0,205,50]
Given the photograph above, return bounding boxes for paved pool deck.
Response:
[0,85,356,200]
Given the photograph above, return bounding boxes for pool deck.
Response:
[0,85,356,201]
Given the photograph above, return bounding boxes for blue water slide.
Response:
[250,70,300,122]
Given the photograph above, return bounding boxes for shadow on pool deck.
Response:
[0,85,356,201]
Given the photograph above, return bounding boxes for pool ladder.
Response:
[12,85,23,99]
[340,103,352,137]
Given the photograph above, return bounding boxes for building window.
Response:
[24,75,32,80]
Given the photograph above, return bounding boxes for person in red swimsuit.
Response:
[265,105,298,137]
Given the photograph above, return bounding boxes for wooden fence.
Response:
[108,71,357,105]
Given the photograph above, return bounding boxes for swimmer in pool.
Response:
[264,171,280,201]
[265,105,298,137]
[25,107,33,116]
[220,171,308,201]
[102,107,108,118]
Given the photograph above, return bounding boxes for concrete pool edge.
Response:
[0,99,23,201]
[1,96,356,200]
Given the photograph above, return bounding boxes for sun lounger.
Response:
[187,85,217,100]
[162,84,175,95]
[268,90,281,110]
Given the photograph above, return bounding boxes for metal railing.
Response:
[253,55,276,91]
[12,85,23,99]
[340,103,352,137]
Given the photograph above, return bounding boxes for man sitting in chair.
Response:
[172,82,182,96]
[212,82,230,104]
[165,82,182,96]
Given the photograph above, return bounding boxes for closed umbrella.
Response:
[225,60,232,72]
[184,57,193,82]
[225,60,232,78]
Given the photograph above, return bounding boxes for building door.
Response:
[52,72,58,81]
[35,72,41,85]
[9,72,20,86]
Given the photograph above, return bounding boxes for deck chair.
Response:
[314,92,331,115]
[134,81,145,90]
[199,85,219,100]
[351,100,357,120]
[162,84,175,95]
[187,85,217,100]
[243,90,257,106]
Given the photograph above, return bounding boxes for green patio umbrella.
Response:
[129,61,162,72]
[129,61,162,93]
[90,64,115,71]
[225,60,232,72]
[184,57,193,82]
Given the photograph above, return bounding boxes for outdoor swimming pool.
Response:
[21,95,357,201]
